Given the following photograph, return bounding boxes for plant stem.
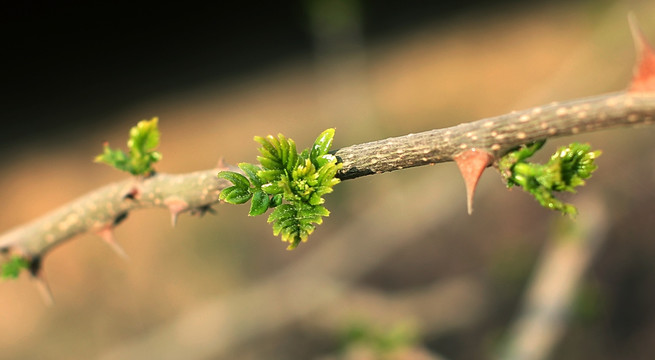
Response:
[335,91,655,179]
[1,90,654,267]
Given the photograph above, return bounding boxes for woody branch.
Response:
[2,91,654,267]
[1,15,654,300]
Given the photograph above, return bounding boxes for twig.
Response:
[334,91,655,180]
[1,91,654,288]
[3,16,655,288]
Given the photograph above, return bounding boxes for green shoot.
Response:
[95,117,162,176]
[218,129,342,249]
[1,256,29,280]
[498,140,601,216]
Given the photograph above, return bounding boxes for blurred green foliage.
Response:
[0,256,29,280]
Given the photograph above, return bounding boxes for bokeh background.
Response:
[2,1,655,359]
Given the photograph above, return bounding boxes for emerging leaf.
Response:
[310,128,335,165]
[1,256,29,280]
[219,129,341,249]
[219,186,252,204]
[239,163,263,187]
[499,141,600,217]
[95,144,130,173]
[95,117,162,176]
[249,190,270,216]
[218,171,251,190]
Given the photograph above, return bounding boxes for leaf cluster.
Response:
[95,117,162,176]
[218,129,342,249]
[498,140,601,216]
[1,256,29,280]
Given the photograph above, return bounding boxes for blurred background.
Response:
[2,0,655,359]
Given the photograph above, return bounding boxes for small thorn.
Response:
[123,187,140,200]
[33,274,55,306]
[628,13,655,92]
[217,157,229,171]
[164,197,189,227]
[97,227,128,260]
[28,257,54,306]
[454,149,493,215]
[171,212,179,227]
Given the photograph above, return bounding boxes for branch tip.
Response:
[454,149,493,215]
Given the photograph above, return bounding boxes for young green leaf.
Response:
[219,186,252,204]
[95,145,130,173]
[310,128,335,163]
[1,256,29,280]
[238,163,263,187]
[218,171,251,190]
[499,141,600,217]
[249,190,270,216]
[95,117,162,176]
[219,129,342,249]
[270,194,283,207]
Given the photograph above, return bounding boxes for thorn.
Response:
[33,274,55,307]
[217,157,229,171]
[628,13,655,92]
[164,197,188,227]
[28,257,54,306]
[97,226,129,260]
[123,187,140,200]
[454,149,493,215]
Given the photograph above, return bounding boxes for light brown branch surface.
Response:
[335,91,655,179]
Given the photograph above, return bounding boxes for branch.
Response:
[2,90,653,292]
[335,92,655,179]
[0,167,235,291]
[3,16,655,297]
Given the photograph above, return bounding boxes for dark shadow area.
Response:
[2,0,556,149]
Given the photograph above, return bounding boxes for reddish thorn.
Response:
[97,227,128,260]
[629,13,655,92]
[454,149,493,215]
[165,198,188,227]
